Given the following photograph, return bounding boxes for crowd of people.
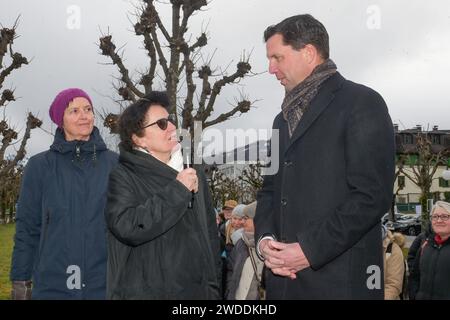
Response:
[8,13,450,300]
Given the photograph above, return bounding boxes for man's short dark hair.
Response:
[264,14,329,60]
[118,91,170,151]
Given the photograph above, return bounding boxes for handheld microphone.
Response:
[182,148,194,209]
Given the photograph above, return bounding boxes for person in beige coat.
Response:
[382,226,406,300]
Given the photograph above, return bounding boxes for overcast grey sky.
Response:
[1,0,450,157]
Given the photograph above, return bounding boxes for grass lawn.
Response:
[0,223,15,300]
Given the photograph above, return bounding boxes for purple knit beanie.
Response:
[49,88,93,127]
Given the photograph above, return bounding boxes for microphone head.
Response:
[183,149,191,168]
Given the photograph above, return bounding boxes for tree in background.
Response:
[209,162,263,208]
[209,169,243,209]
[397,133,449,227]
[238,162,263,202]
[99,0,256,136]
[0,18,42,223]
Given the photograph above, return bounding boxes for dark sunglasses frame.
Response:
[142,114,176,130]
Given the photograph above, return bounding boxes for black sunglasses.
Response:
[142,114,176,130]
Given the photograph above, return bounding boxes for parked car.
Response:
[386,216,422,236]
[382,213,406,225]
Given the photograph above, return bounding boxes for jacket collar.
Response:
[118,144,179,179]
[50,126,107,154]
[284,72,345,154]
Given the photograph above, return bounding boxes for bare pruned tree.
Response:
[238,162,263,202]
[98,0,256,135]
[0,18,42,223]
[398,133,450,225]
[209,169,244,208]
[209,162,263,208]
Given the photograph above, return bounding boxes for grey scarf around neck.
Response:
[281,59,337,137]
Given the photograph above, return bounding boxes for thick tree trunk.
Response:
[420,191,431,230]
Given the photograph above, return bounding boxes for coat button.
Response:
[281,199,287,206]
[284,160,292,167]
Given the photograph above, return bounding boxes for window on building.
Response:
[396,195,407,204]
[431,135,441,145]
[398,176,405,189]
[403,135,413,144]
[439,177,450,188]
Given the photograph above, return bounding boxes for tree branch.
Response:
[141,33,157,93]
[150,29,169,77]
[399,167,421,189]
[0,89,15,107]
[181,51,195,129]
[201,61,251,122]
[0,52,28,90]
[0,26,16,68]
[189,32,207,52]
[1,113,41,176]
[203,99,251,128]
[147,0,171,43]
[196,66,211,117]
[99,35,143,99]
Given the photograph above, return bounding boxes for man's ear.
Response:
[303,44,319,64]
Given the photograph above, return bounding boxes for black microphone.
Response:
[182,148,194,209]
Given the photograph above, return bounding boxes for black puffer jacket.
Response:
[408,233,450,300]
[105,147,221,299]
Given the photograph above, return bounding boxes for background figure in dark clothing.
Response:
[105,91,221,299]
[10,88,118,299]
[408,201,450,300]
[407,225,431,273]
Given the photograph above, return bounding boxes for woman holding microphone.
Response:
[105,91,221,299]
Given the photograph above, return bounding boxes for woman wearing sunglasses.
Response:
[104,91,221,299]
[408,201,450,299]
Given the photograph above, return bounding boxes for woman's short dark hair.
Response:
[118,91,170,151]
[264,14,329,60]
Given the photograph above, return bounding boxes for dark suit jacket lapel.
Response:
[285,72,346,155]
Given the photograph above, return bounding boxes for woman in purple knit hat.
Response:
[10,88,118,299]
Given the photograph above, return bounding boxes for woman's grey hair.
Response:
[431,201,450,216]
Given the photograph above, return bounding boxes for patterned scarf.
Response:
[281,59,337,137]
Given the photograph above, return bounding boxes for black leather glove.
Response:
[11,280,32,300]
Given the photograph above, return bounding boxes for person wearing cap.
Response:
[222,199,238,221]
[10,88,118,299]
[104,91,221,299]
[218,200,238,247]
[226,202,265,300]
